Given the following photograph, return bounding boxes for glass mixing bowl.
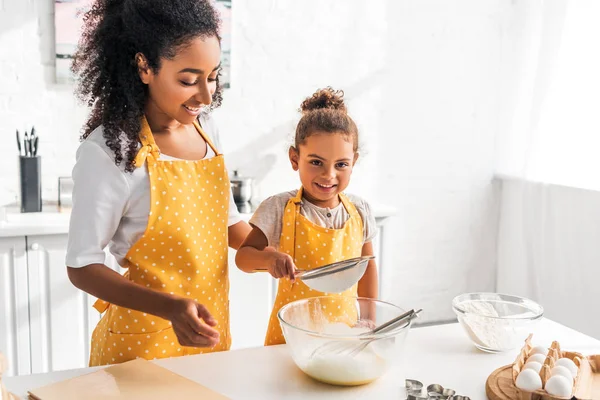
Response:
[277,296,412,386]
[452,292,544,353]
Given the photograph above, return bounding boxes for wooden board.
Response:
[486,365,518,400]
[487,361,600,400]
[27,358,229,400]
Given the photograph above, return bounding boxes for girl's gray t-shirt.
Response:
[249,190,377,251]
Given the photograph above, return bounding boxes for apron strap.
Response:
[133,116,161,168]
[92,270,131,313]
[279,189,363,262]
[93,299,110,313]
[193,120,221,156]
[338,192,362,226]
[279,188,304,260]
[132,117,219,168]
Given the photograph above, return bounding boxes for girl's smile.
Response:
[290,132,358,209]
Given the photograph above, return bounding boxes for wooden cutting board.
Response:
[486,365,518,400]
[27,358,229,400]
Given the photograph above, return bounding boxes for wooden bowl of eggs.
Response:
[486,334,600,399]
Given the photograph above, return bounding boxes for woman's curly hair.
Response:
[72,0,223,172]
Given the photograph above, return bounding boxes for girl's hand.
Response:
[354,319,377,330]
[266,250,297,281]
[166,297,220,348]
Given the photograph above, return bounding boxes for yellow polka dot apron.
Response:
[264,188,364,346]
[89,117,231,366]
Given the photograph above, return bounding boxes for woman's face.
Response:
[139,35,221,126]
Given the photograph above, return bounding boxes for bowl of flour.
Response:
[278,296,412,386]
[452,292,543,353]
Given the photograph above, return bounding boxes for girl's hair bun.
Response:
[300,87,346,114]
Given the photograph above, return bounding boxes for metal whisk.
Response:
[310,308,422,359]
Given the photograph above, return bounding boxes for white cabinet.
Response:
[26,234,100,374]
[0,233,273,376]
[0,237,31,377]
[228,249,272,350]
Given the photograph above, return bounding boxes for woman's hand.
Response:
[166,297,220,348]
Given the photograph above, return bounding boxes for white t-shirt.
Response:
[66,115,241,268]
[249,190,377,251]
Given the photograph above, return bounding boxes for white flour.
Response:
[460,301,525,350]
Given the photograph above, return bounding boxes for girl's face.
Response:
[289,132,359,208]
[138,35,221,126]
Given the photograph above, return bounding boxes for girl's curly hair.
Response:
[72,0,224,172]
[295,87,359,152]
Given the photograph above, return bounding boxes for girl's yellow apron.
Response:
[264,188,364,345]
[89,117,231,366]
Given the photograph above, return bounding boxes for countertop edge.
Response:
[0,204,397,238]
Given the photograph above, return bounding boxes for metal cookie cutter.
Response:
[406,380,466,400]
[407,395,428,400]
[427,395,445,400]
[405,379,424,396]
[426,383,458,400]
[443,389,456,398]
[427,384,444,395]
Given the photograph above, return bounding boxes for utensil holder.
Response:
[19,155,42,213]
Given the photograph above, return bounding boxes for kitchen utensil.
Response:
[23,130,29,156]
[32,136,39,156]
[16,130,22,156]
[406,395,427,400]
[427,384,444,395]
[452,292,543,353]
[230,170,252,204]
[277,296,412,386]
[443,388,457,397]
[58,176,74,207]
[310,308,422,359]
[256,255,373,293]
[427,394,445,399]
[406,379,466,400]
[406,379,424,396]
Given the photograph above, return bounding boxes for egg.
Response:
[545,375,572,397]
[556,357,578,378]
[526,353,547,365]
[551,365,574,384]
[529,345,548,356]
[515,369,543,392]
[523,361,543,374]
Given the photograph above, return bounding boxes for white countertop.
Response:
[6,319,600,399]
[0,202,397,238]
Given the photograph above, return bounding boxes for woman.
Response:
[66,0,251,366]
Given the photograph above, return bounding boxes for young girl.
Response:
[66,0,251,366]
[236,87,378,345]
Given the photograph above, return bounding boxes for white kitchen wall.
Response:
[497,178,600,339]
[0,0,87,203]
[0,0,514,324]
[375,0,506,322]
